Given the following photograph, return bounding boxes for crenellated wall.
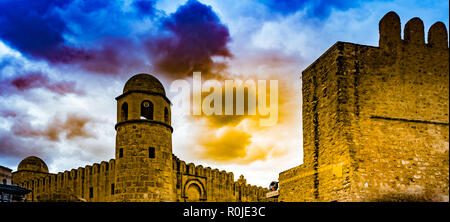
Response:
[14,156,268,202]
[172,155,268,202]
[279,11,449,202]
[12,73,270,202]
[15,159,116,202]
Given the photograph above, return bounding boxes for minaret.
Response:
[114,73,174,202]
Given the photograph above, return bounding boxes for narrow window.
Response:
[140,100,154,120]
[164,107,169,123]
[119,148,123,158]
[121,102,128,121]
[2,179,6,184]
[89,187,93,198]
[111,183,115,195]
[149,147,155,158]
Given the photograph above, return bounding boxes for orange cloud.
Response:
[178,51,301,165]
[198,127,252,161]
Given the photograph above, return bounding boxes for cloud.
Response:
[9,113,96,142]
[0,130,57,161]
[0,72,83,96]
[190,118,290,164]
[0,0,149,75]
[0,0,231,78]
[146,0,232,79]
[198,127,251,161]
[134,0,158,15]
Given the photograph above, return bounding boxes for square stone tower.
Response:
[279,12,449,202]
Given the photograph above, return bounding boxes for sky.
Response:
[0,0,448,187]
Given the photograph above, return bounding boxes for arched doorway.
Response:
[185,183,201,202]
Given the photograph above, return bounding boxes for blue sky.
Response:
[0,0,448,187]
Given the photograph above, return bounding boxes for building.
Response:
[0,165,30,202]
[279,12,449,202]
[1,165,12,185]
[12,74,268,202]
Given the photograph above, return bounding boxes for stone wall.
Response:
[173,156,268,202]
[15,159,116,202]
[279,11,449,202]
[14,156,268,202]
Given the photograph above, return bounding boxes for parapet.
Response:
[379,11,448,49]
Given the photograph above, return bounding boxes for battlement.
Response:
[280,11,449,202]
[379,11,448,49]
[172,155,268,201]
[16,158,117,201]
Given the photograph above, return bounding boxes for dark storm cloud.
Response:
[0,0,148,75]
[0,0,72,57]
[146,0,232,79]
[0,0,231,78]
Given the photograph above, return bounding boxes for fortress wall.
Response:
[17,160,116,202]
[346,15,449,201]
[279,42,354,202]
[17,155,267,202]
[173,156,268,202]
[279,165,316,202]
[279,12,448,202]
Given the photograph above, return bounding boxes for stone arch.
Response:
[140,100,154,120]
[183,179,206,202]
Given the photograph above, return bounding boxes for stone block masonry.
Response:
[279,11,449,202]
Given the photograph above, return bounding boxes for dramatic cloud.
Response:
[0,0,150,75]
[146,0,232,79]
[9,113,96,142]
[0,0,231,77]
[0,0,448,186]
[0,131,57,162]
[0,72,82,96]
[0,0,71,57]
[198,127,251,161]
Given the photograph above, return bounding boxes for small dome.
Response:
[123,73,166,95]
[18,156,49,173]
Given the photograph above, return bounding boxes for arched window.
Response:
[164,107,169,123]
[2,179,6,185]
[141,100,154,120]
[121,102,128,121]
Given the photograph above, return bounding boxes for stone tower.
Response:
[279,12,449,202]
[114,73,175,202]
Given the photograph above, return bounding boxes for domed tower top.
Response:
[123,73,166,95]
[17,156,49,173]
